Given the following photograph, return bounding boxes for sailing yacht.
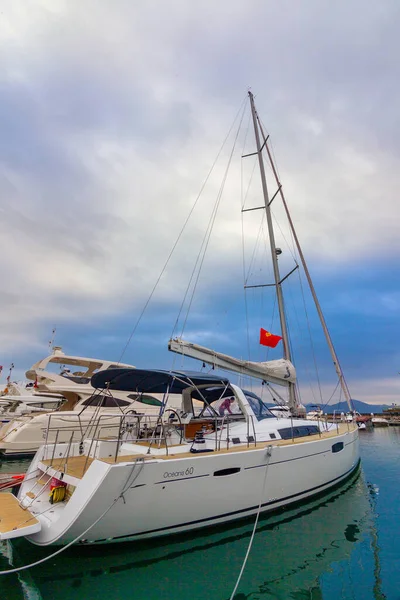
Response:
[0,368,359,545]
[0,92,360,546]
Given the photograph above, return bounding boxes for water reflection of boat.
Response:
[3,467,373,600]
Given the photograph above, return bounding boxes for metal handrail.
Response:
[250,415,257,446]
[44,412,84,446]
[63,431,74,473]
[50,429,59,466]
[38,410,352,474]
[217,415,226,451]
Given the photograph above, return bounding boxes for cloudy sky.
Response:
[0,0,399,406]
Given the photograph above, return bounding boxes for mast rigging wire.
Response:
[295,268,324,403]
[257,121,353,410]
[117,95,248,363]
[240,114,254,366]
[173,102,247,339]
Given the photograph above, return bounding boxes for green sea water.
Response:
[0,427,398,600]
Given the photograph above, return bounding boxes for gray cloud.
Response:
[0,0,399,372]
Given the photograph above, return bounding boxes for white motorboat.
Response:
[371,416,389,427]
[0,348,136,456]
[0,91,360,546]
[0,362,65,423]
[25,346,135,408]
[0,387,186,457]
[0,381,65,424]
[306,406,325,420]
[268,404,292,418]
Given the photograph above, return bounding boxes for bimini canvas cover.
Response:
[168,339,296,386]
[91,368,231,394]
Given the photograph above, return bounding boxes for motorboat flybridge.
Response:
[25,346,134,408]
[0,347,135,456]
[0,368,359,546]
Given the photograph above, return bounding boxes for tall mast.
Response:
[255,116,353,411]
[248,91,297,411]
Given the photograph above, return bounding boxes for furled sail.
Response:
[168,338,296,386]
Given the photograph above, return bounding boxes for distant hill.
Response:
[305,400,392,414]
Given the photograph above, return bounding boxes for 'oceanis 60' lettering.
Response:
[163,467,194,479]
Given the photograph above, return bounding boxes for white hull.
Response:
[20,425,359,546]
[0,396,64,425]
[20,469,368,600]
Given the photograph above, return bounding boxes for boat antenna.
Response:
[248,91,297,412]
[255,116,354,412]
[6,363,14,384]
[48,326,57,351]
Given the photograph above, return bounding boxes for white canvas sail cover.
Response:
[168,339,296,387]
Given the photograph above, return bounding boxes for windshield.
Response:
[244,392,274,421]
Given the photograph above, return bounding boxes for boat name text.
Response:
[163,467,195,478]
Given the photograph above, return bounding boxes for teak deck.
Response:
[39,423,354,480]
[40,453,153,479]
[0,493,38,534]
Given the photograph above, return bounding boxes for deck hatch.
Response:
[278,425,320,439]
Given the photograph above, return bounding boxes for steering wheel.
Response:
[162,408,183,444]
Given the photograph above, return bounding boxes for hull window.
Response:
[332,442,344,453]
[213,467,241,477]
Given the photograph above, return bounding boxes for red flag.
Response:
[259,328,282,348]
[33,376,38,389]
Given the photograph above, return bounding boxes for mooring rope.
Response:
[229,445,272,600]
